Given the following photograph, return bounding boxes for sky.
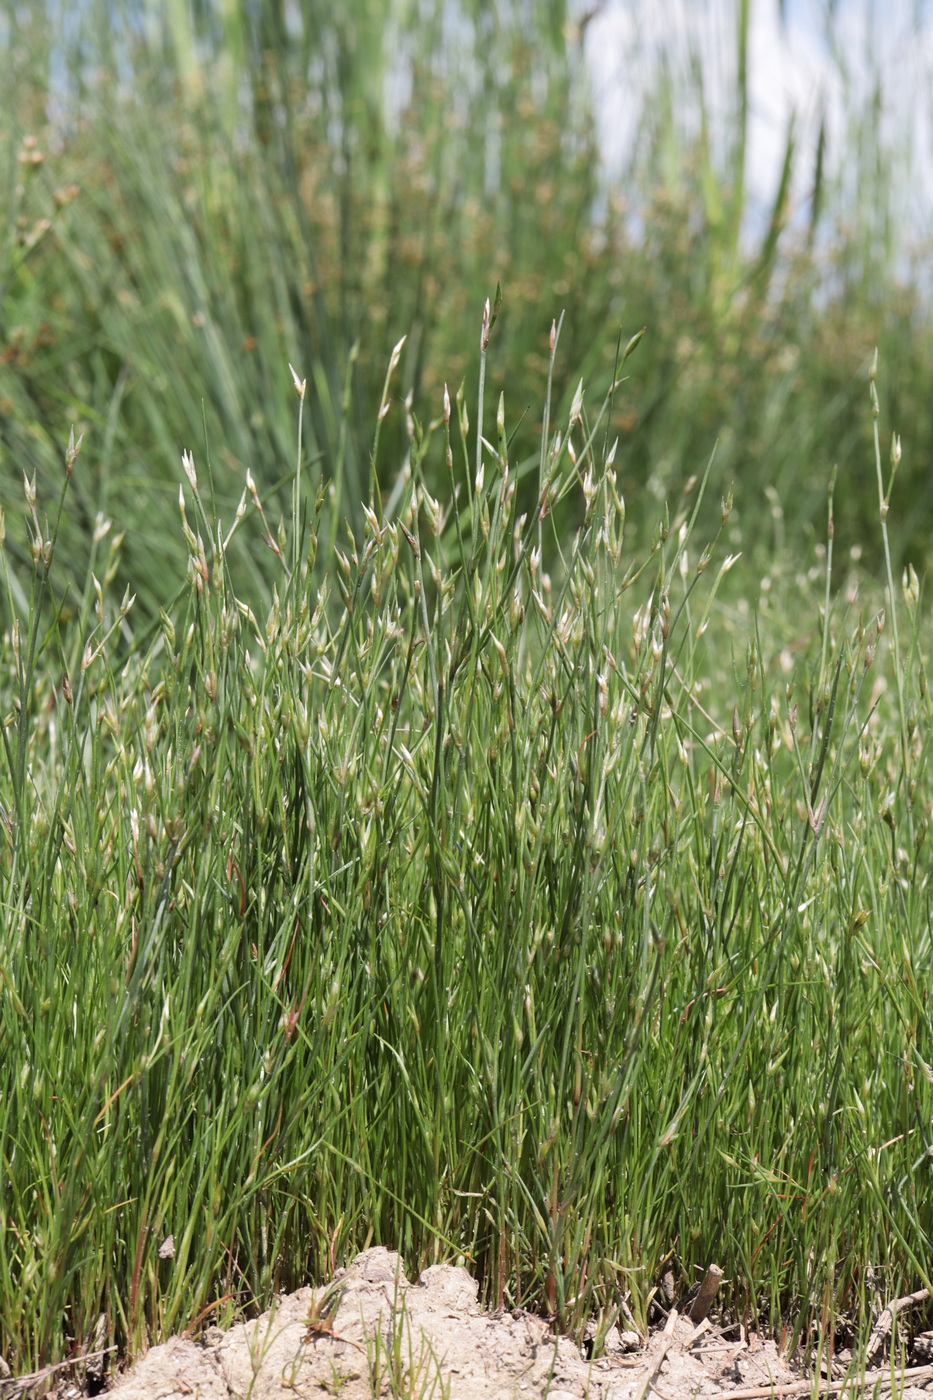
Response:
[26,0,933,255]
[583,0,933,246]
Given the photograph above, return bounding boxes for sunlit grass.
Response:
[4,0,933,616]
[0,316,930,1377]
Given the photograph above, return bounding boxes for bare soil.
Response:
[103,1246,793,1400]
[14,1247,933,1399]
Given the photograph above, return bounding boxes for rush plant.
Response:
[0,313,930,1379]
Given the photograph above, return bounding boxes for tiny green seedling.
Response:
[301,1282,365,1355]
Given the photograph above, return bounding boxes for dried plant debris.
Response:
[11,1253,933,1400]
[99,1249,793,1400]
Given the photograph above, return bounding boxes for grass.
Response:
[5,0,933,617]
[3,0,933,1385]
[0,307,931,1379]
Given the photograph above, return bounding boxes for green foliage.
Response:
[2,0,933,1379]
[0,324,931,1374]
[2,0,933,623]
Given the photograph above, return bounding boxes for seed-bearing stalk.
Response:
[870,351,910,806]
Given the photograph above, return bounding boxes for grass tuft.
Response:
[0,320,931,1375]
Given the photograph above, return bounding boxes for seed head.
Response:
[288,363,307,401]
[182,449,198,492]
[891,433,902,469]
[66,427,83,475]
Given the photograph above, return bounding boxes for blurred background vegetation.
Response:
[1,0,931,618]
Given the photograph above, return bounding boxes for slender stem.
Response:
[870,352,910,805]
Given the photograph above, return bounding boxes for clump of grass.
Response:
[0,314,930,1381]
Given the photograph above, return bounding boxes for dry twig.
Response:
[635,1307,679,1400]
[866,1288,933,1363]
[0,1347,116,1399]
[724,1361,933,1400]
[689,1264,724,1324]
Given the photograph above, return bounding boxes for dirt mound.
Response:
[106,1246,806,1400]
